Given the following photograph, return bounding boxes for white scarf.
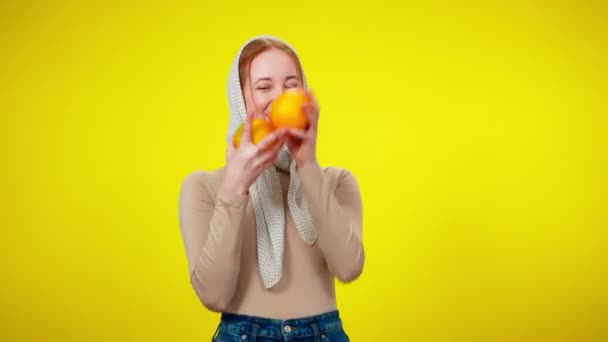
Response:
[225,35,317,289]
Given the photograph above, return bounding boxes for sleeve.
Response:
[297,162,365,283]
[178,171,249,312]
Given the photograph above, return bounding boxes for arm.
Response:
[297,162,365,282]
[178,171,248,312]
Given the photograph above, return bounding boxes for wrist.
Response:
[296,158,319,172]
[221,178,249,196]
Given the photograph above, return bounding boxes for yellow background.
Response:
[1,1,606,341]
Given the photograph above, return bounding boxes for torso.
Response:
[210,167,337,319]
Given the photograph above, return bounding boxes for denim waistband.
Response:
[218,310,344,339]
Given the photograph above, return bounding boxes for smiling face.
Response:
[241,46,304,119]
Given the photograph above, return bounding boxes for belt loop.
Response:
[311,322,321,342]
[251,323,259,342]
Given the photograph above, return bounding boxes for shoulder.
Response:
[321,165,360,192]
[179,167,227,200]
[321,165,358,182]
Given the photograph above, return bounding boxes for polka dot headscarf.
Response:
[225,35,318,289]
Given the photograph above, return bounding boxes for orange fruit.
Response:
[269,89,310,130]
[233,118,276,148]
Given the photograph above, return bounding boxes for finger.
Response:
[256,156,279,174]
[286,128,306,140]
[256,138,285,166]
[241,112,254,145]
[253,132,286,167]
[285,135,299,154]
[257,128,288,152]
[302,102,319,131]
[305,89,320,118]
[253,143,282,169]
[284,129,305,153]
[305,88,319,110]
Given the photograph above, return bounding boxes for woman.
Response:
[179,35,364,342]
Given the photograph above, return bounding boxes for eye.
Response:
[286,82,299,88]
[256,86,271,91]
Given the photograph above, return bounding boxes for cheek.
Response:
[253,92,273,110]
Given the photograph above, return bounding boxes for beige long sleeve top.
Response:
[178,162,364,319]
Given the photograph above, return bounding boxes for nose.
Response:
[270,88,284,101]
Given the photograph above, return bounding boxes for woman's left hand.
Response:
[284,89,320,169]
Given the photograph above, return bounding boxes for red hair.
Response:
[238,38,304,91]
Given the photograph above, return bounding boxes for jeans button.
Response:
[241,334,247,340]
[284,325,292,333]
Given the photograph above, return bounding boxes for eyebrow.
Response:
[254,75,298,84]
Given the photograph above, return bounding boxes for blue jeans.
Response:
[212,310,350,342]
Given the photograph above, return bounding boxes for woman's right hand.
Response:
[222,111,287,196]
